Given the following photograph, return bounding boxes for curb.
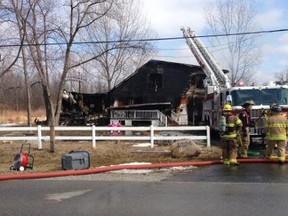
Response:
[0,158,285,181]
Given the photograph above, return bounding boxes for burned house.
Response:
[61,91,108,126]
[108,60,205,126]
[58,60,206,126]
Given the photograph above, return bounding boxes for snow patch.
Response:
[132,143,153,147]
[110,169,153,174]
[116,162,152,166]
[104,162,197,174]
[170,166,197,171]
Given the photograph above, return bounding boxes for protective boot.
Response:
[229,158,240,166]
[223,159,230,165]
[278,156,285,165]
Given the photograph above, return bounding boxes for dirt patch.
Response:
[0,140,222,174]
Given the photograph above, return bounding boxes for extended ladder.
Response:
[181,27,231,91]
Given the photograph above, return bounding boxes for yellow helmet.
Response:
[223,103,233,111]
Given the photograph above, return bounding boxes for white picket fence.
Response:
[0,125,211,149]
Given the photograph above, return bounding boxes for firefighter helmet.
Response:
[270,104,282,113]
[242,100,255,107]
[223,103,233,111]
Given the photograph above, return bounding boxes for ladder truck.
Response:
[181,27,288,144]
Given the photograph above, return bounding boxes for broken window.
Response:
[148,73,163,92]
[190,75,204,88]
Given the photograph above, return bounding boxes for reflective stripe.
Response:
[221,134,237,138]
[221,116,242,139]
[266,123,287,128]
[267,134,286,140]
[236,119,242,125]
[265,119,288,140]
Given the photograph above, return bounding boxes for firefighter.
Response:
[239,100,255,158]
[264,104,288,164]
[220,103,243,166]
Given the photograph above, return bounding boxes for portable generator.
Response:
[10,143,34,171]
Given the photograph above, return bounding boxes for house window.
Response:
[148,73,163,92]
[192,75,204,88]
[156,65,164,73]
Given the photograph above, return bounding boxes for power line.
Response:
[157,30,271,54]
[0,28,288,48]
[197,28,288,38]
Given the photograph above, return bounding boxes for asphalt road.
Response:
[1,164,288,216]
[165,162,288,183]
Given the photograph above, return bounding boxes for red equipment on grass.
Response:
[10,143,34,171]
[109,120,122,136]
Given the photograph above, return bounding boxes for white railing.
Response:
[158,111,168,126]
[0,125,210,149]
[171,110,188,125]
[111,110,167,126]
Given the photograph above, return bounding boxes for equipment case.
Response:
[61,151,90,170]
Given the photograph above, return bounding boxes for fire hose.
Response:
[0,158,284,181]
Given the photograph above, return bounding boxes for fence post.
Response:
[150,124,154,148]
[206,126,211,147]
[92,125,96,149]
[37,125,42,150]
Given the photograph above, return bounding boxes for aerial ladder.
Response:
[181,27,231,93]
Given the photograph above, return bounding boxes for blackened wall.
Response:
[108,60,204,109]
[63,92,107,114]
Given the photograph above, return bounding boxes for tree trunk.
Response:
[49,125,55,153]
[22,49,32,126]
[41,83,56,152]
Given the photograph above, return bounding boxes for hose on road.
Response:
[0,158,284,181]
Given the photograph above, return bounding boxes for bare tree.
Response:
[274,69,288,84]
[81,0,156,91]
[0,0,29,79]
[0,71,25,110]
[0,0,33,125]
[20,0,116,152]
[204,0,261,86]
[12,0,33,126]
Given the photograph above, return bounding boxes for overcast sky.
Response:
[141,0,288,85]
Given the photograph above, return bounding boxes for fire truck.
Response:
[181,27,288,144]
